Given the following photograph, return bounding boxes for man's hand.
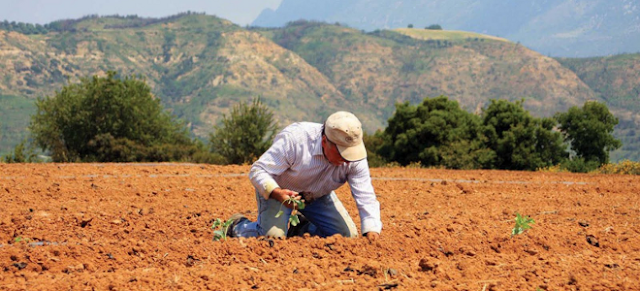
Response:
[269,188,301,209]
[364,232,380,242]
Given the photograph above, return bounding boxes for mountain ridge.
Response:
[0,14,638,161]
[253,0,640,58]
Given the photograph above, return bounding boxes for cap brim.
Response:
[337,142,367,162]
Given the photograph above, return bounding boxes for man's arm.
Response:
[249,131,297,199]
[347,159,383,235]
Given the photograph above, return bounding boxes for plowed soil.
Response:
[1,164,639,290]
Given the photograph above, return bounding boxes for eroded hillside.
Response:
[261,22,600,122]
[0,16,637,161]
[0,15,344,139]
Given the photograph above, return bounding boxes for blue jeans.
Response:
[233,190,358,238]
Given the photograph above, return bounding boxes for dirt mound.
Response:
[1,164,639,290]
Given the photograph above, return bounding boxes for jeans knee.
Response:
[333,223,358,238]
[341,228,359,238]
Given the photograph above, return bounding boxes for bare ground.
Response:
[1,164,639,290]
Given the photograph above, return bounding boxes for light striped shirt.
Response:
[249,122,382,234]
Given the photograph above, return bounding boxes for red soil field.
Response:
[1,164,639,290]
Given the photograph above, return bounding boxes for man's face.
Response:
[322,134,348,166]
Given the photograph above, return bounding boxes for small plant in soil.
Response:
[275,197,306,226]
[14,236,30,243]
[511,213,535,237]
[211,218,234,241]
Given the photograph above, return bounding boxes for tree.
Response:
[555,101,621,166]
[3,139,38,163]
[30,71,197,162]
[209,97,279,165]
[407,24,414,28]
[426,24,442,30]
[378,96,494,169]
[482,99,567,170]
[363,130,390,167]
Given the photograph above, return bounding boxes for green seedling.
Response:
[211,218,234,241]
[512,213,535,237]
[14,236,30,243]
[275,197,306,226]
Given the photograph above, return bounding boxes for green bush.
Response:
[209,97,279,165]
[3,139,38,163]
[378,96,493,169]
[555,101,621,166]
[596,160,640,175]
[363,130,389,167]
[482,99,567,170]
[560,158,600,173]
[29,71,200,162]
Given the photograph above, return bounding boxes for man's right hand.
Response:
[269,188,301,209]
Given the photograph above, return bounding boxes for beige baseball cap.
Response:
[325,111,367,162]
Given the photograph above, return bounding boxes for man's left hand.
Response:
[364,232,380,242]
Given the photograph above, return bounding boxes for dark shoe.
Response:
[226,213,248,238]
[287,214,311,237]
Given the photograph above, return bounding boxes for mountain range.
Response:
[0,14,638,161]
[253,0,640,58]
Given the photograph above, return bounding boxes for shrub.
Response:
[596,160,640,175]
[209,97,279,165]
[3,139,38,163]
[560,158,600,173]
[30,71,198,162]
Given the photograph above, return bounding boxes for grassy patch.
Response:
[393,28,510,43]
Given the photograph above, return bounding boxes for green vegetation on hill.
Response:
[557,53,640,161]
[0,16,638,162]
[258,20,598,123]
[0,95,35,156]
[394,28,510,43]
[0,11,208,34]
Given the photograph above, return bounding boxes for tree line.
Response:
[0,12,205,35]
[1,72,621,173]
[366,96,620,172]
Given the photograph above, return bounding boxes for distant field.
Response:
[394,28,510,43]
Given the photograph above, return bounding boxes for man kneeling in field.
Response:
[225,111,382,241]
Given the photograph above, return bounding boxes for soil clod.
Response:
[419,258,438,273]
[378,282,399,290]
[12,262,27,270]
[586,235,600,247]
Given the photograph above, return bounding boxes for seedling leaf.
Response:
[212,217,234,241]
[275,197,307,229]
[511,213,535,237]
[290,215,300,226]
[14,236,30,243]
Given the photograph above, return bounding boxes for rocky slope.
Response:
[0,15,637,161]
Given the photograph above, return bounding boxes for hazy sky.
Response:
[0,0,282,26]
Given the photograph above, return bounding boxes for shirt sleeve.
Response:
[249,131,297,199]
[347,159,383,234]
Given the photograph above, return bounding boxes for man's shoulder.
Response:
[277,122,322,148]
[281,122,322,135]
